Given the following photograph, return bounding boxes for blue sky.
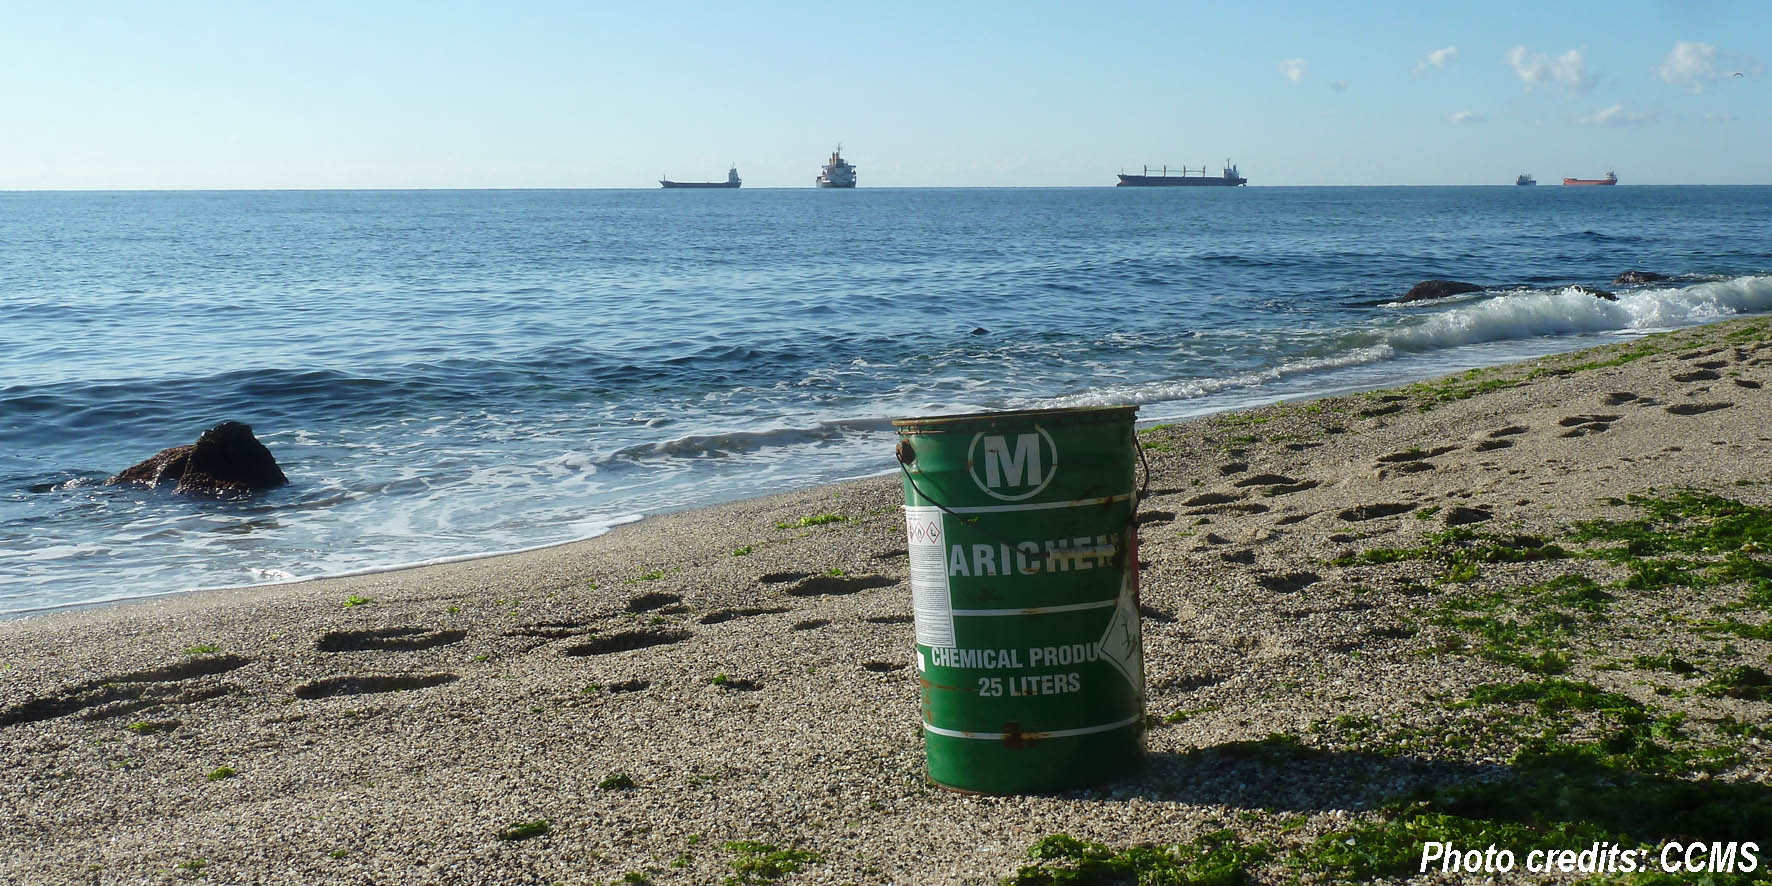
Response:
[3,0,1767,188]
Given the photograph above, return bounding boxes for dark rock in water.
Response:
[107,446,193,489]
[107,421,288,496]
[1614,270,1668,285]
[1573,285,1618,301]
[970,326,990,336]
[1398,280,1484,303]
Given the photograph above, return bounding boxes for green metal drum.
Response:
[892,405,1144,793]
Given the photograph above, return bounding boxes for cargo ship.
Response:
[816,146,856,188]
[1562,171,1617,186]
[660,166,741,189]
[1516,173,1536,186]
[1116,161,1246,187]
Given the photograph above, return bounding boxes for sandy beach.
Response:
[5,316,1772,885]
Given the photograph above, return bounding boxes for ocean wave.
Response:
[1034,344,1398,410]
[1385,275,1772,353]
[608,418,898,462]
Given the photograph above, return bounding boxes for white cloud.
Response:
[1450,110,1483,123]
[1657,41,1719,92]
[1282,58,1307,82]
[1653,42,1762,92]
[1416,45,1460,73]
[1573,104,1656,127]
[1507,46,1595,94]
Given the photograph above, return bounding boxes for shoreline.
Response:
[5,316,1772,884]
[11,319,1734,623]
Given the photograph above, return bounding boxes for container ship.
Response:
[1516,173,1537,186]
[816,146,856,188]
[1562,171,1617,186]
[660,166,741,189]
[1116,161,1246,187]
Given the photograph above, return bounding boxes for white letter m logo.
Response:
[968,426,1058,501]
[982,434,1040,488]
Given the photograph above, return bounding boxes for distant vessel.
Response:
[1116,161,1246,187]
[1563,171,1617,186]
[660,166,741,189]
[816,146,856,188]
[1516,173,1537,186]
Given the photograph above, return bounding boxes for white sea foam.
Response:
[609,418,897,462]
[1387,276,1772,353]
[0,515,646,618]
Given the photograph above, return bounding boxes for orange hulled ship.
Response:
[1563,171,1618,186]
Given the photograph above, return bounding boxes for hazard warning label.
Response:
[904,506,955,647]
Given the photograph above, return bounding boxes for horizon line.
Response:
[4,183,1768,193]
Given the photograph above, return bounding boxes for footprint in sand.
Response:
[1602,393,1639,406]
[1337,502,1416,521]
[1559,414,1621,427]
[0,655,251,727]
[861,661,906,673]
[700,607,791,625]
[1558,414,1617,437]
[625,592,682,613]
[1183,491,1242,507]
[759,571,811,585]
[1473,439,1514,452]
[1443,507,1492,526]
[1153,672,1229,692]
[505,621,596,639]
[1234,473,1298,486]
[784,575,900,597]
[863,614,914,625]
[1667,402,1733,416]
[1377,445,1460,464]
[316,627,465,652]
[1673,369,1722,383]
[1248,477,1320,497]
[1487,425,1530,438]
[563,629,690,656]
[1734,379,1762,390]
[790,619,830,631]
[293,674,458,699]
[1135,510,1177,526]
[1257,572,1322,593]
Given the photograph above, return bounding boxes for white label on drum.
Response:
[905,506,955,647]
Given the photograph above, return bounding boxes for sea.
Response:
[3,186,1770,616]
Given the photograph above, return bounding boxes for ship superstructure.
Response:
[816,146,857,188]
